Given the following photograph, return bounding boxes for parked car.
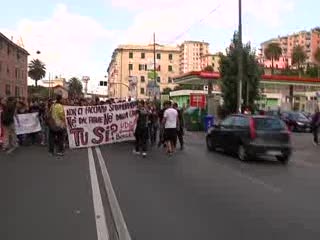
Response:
[265,110,280,118]
[206,114,292,164]
[281,111,312,132]
[302,112,313,121]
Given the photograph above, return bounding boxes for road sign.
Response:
[190,94,206,109]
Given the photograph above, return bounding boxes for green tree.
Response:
[28,86,49,99]
[314,47,320,78]
[292,45,307,76]
[264,42,282,75]
[161,87,172,95]
[219,32,262,113]
[68,77,83,98]
[203,65,214,72]
[28,59,46,87]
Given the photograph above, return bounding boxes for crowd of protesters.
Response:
[134,100,185,157]
[0,95,185,158]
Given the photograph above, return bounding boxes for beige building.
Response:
[0,32,29,99]
[200,53,221,72]
[41,77,68,88]
[107,44,180,100]
[179,41,209,74]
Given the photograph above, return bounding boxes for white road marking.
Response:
[216,161,282,193]
[88,148,109,240]
[95,147,131,240]
[232,170,282,193]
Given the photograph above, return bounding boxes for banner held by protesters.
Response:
[14,112,42,135]
[64,102,138,149]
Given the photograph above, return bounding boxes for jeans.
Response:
[48,129,64,154]
[175,127,184,148]
[135,127,148,152]
[2,123,17,149]
[313,126,319,144]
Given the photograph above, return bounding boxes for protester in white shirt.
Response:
[162,101,178,155]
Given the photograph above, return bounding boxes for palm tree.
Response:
[292,45,307,77]
[28,59,46,87]
[314,47,320,78]
[264,42,282,75]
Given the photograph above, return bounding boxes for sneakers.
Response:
[133,150,141,155]
[313,141,319,146]
[56,152,64,157]
[142,152,147,158]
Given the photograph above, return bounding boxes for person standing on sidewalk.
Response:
[311,106,320,145]
[163,101,178,155]
[173,102,184,150]
[1,97,19,153]
[48,95,66,157]
[133,100,149,157]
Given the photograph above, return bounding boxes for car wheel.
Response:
[238,144,249,162]
[276,155,290,165]
[206,136,215,151]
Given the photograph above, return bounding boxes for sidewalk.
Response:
[0,146,97,240]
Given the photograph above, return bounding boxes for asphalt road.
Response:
[99,132,320,240]
[1,132,320,240]
[0,146,98,240]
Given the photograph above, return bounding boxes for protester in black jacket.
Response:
[311,106,320,145]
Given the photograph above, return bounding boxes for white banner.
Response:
[14,113,42,135]
[64,102,138,149]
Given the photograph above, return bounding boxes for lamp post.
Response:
[237,0,243,113]
[36,50,52,98]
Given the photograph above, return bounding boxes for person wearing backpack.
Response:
[48,95,66,156]
[1,97,19,153]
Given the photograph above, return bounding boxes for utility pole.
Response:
[48,72,51,98]
[153,32,157,99]
[237,0,243,113]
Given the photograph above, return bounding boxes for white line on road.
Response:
[95,147,132,240]
[216,161,282,193]
[88,148,110,240]
[233,169,282,193]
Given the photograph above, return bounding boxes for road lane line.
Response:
[95,147,131,240]
[232,170,282,193]
[88,148,109,240]
[214,160,282,193]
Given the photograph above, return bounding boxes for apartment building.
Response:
[260,28,320,69]
[0,33,29,98]
[107,44,180,100]
[200,53,221,72]
[179,41,209,74]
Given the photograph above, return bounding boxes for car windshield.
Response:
[292,112,308,121]
[254,118,286,131]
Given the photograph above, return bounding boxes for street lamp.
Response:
[237,0,243,113]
